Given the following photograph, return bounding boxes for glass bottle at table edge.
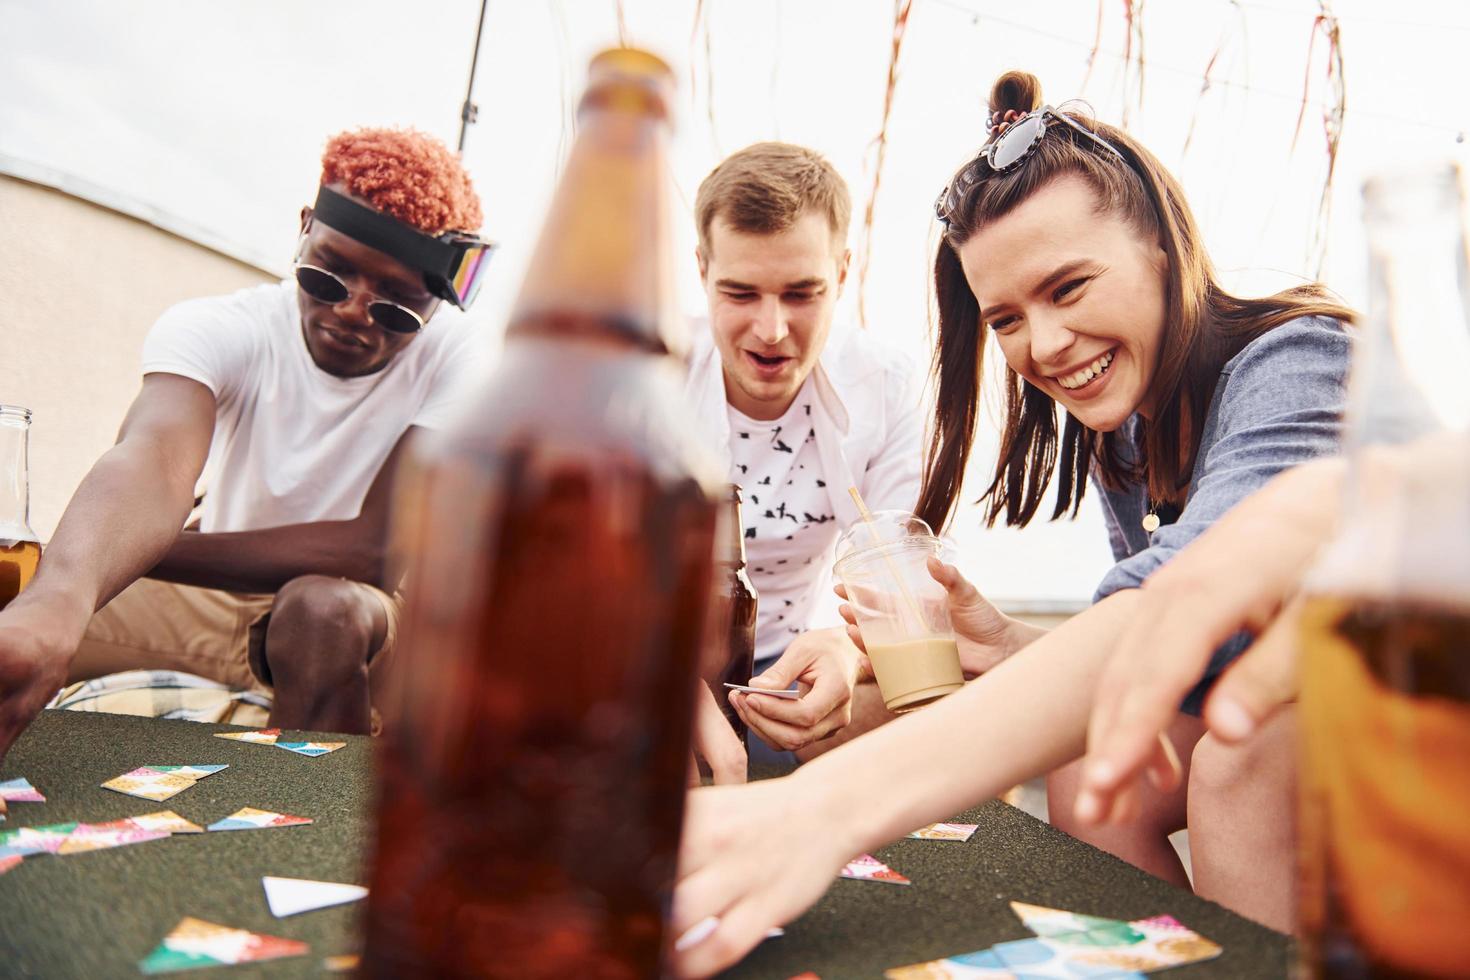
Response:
[360,48,721,979]
[0,405,41,612]
[1295,163,1470,979]
[708,483,758,748]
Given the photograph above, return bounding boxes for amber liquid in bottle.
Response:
[0,405,40,611]
[0,540,41,611]
[361,50,719,979]
[1298,597,1470,978]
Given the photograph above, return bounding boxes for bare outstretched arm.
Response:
[0,373,216,760]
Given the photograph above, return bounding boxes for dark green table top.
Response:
[0,710,1290,978]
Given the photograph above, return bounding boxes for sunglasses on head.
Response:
[292,262,429,335]
[934,105,1126,228]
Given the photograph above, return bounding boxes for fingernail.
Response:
[1074,790,1100,824]
[1084,759,1114,786]
[1210,698,1255,740]
[675,916,719,952]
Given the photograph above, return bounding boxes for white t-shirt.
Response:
[726,380,842,664]
[687,321,927,670]
[141,279,487,533]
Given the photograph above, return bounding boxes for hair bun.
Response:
[988,70,1043,117]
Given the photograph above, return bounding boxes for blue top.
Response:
[1091,315,1352,714]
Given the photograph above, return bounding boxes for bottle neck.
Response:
[508,56,682,357]
[0,410,33,539]
[1353,167,1470,446]
[1308,168,1470,603]
[720,487,749,568]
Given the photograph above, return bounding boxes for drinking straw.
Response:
[848,487,927,636]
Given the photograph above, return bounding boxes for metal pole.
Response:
[458,0,491,152]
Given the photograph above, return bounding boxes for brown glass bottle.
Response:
[0,406,41,611]
[361,49,720,979]
[1296,166,1470,978]
[706,484,758,745]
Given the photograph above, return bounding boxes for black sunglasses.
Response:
[934,105,1126,227]
[292,263,428,335]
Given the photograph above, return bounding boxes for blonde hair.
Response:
[695,142,850,255]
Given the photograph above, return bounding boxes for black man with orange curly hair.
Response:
[0,128,494,755]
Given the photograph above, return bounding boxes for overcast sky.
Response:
[6,0,1469,602]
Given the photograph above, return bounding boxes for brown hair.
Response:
[916,71,1356,533]
[321,127,483,235]
[695,142,851,255]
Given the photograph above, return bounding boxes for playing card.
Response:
[139,917,308,974]
[101,768,199,802]
[128,810,206,835]
[989,913,1220,976]
[213,728,281,744]
[723,683,801,700]
[57,820,170,855]
[885,903,1220,980]
[0,777,45,803]
[839,854,910,885]
[207,807,312,832]
[146,765,228,780]
[908,822,979,842]
[275,741,346,757]
[0,854,21,875]
[1009,902,1131,938]
[0,822,79,856]
[263,876,367,917]
[886,945,1016,979]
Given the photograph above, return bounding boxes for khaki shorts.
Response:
[67,577,404,708]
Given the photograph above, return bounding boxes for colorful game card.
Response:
[56,819,170,855]
[207,807,312,832]
[0,822,79,856]
[0,854,21,875]
[146,765,228,781]
[128,810,206,835]
[101,768,200,802]
[1009,901,1132,938]
[887,903,1221,979]
[0,777,45,803]
[274,741,346,757]
[839,854,911,885]
[139,917,309,974]
[886,945,1015,979]
[213,728,281,744]
[988,937,1148,977]
[908,822,979,842]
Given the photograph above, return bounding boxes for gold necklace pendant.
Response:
[1142,511,1161,533]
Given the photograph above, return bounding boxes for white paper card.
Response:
[262,876,368,917]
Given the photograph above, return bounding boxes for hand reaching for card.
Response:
[0,589,90,765]
[671,776,856,978]
[728,627,867,753]
[1074,458,1345,827]
[837,557,1035,679]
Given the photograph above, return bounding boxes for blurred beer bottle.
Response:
[1297,165,1470,978]
[0,406,40,611]
[362,49,721,978]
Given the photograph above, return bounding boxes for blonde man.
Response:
[686,142,925,770]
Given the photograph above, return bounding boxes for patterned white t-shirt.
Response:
[727,380,843,665]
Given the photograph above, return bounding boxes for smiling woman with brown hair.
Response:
[670,70,1355,978]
